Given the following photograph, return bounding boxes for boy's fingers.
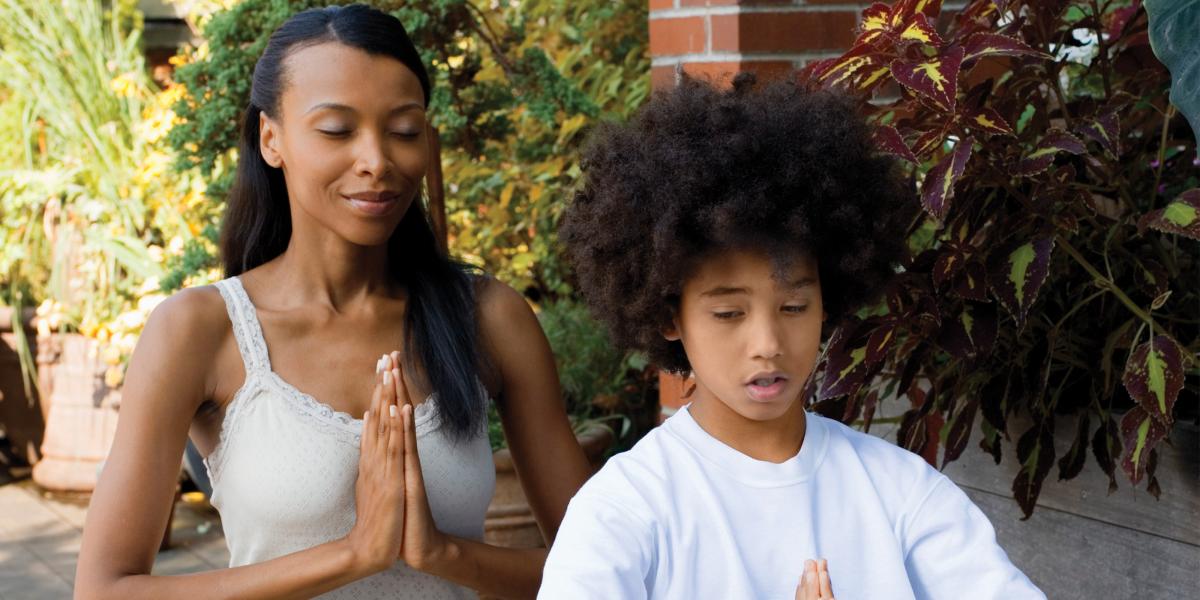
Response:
[818,559,832,599]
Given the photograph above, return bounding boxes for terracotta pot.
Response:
[31,333,121,492]
[484,424,614,549]
[0,307,43,466]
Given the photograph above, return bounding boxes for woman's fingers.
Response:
[389,351,411,409]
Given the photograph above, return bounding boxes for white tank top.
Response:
[204,277,495,599]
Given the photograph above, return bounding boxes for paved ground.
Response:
[1,416,1197,599]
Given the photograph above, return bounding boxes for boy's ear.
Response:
[259,112,283,168]
[662,316,681,342]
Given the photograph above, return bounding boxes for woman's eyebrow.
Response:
[304,101,424,115]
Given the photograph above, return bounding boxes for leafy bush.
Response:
[167,0,648,297]
[805,0,1197,516]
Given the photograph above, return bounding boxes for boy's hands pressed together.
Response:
[795,559,834,600]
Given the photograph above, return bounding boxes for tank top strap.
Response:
[214,277,273,375]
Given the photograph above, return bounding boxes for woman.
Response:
[75,5,591,599]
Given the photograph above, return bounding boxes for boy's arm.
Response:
[901,476,1045,600]
[537,490,656,599]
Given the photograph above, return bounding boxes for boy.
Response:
[539,75,1043,599]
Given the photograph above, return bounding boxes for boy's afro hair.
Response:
[559,73,916,373]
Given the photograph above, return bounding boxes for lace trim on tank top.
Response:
[205,277,439,482]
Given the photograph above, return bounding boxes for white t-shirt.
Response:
[539,406,1043,600]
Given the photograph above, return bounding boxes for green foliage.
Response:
[167,0,649,297]
[807,0,1197,516]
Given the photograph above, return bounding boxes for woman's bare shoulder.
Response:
[127,285,233,400]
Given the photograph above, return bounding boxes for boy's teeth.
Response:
[754,378,773,386]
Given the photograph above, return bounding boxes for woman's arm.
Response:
[75,289,408,600]
[395,279,592,599]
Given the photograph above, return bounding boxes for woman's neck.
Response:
[250,229,398,311]
[687,386,808,464]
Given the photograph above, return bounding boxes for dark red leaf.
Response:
[963,106,1014,136]
[988,236,1054,328]
[858,2,895,46]
[1012,423,1055,519]
[818,320,879,400]
[897,13,943,47]
[943,396,980,466]
[910,127,947,158]
[1119,406,1170,485]
[820,44,894,94]
[1092,416,1121,494]
[1122,334,1186,425]
[872,124,919,163]
[1075,111,1121,156]
[891,46,964,112]
[932,246,967,287]
[952,261,989,301]
[937,302,997,359]
[1016,129,1087,176]
[1138,188,1200,240]
[1057,413,1091,481]
[961,32,1051,63]
[921,136,973,221]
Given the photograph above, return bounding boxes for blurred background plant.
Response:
[0,0,219,392]
[0,0,654,450]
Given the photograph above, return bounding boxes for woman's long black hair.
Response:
[221,4,487,441]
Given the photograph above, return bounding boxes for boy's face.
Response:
[667,248,824,422]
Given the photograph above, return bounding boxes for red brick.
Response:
[650,16,708,56]
[712,11,856,53]
[652,65,679,90]
[680,60,796,87]
[649,0,675,11]
[680,0,740,6]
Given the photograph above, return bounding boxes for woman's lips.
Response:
[344,194,399,216]
[746,377,789,401]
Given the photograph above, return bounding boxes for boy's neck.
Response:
[687,389,808,463]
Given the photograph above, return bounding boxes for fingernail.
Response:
[363,410,369,422]
[389,405,397,418]
[383,370,391,386]
[376,357,383,373]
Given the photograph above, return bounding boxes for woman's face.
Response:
[259,42,429,247]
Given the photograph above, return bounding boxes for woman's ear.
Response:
[259,112,283,168]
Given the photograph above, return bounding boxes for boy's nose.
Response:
[749,316,785,360]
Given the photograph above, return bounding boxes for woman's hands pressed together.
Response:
[344,354,407,576]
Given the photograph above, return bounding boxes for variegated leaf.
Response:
[963,106,1014,136]
[1138,188,1200,240]
[872,125,919,163]
[1122,334,1186,425]
[818,321,877,400]
[859,2,894,45]
[920,136,973,221]
[1013,423,1055,519]
[1075,111,1121,156]
[943,396,980,466]
[1092,416,1121,493]
[1119,406,1169,485]
[1016,129,1086,176]
[961,32,1051,63]
[932,246,967,287]
[820,44,894,93]
[952,261,989,301]
[911,128,947,158]
[891,46,964,112]
[893,0,944,26]
[937,302,997,359]
[989,237,1054,328]
[899,14,943,47]
[1058,413,1091,481]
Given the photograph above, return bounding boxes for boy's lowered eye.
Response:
[782,304,809,313]
[712,310,744,321]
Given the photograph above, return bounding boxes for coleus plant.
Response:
[802,0,1197,517]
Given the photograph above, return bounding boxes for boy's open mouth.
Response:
[745,373,789,401]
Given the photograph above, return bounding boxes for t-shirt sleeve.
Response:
[901,475,1046,600]
[537,488,656,599]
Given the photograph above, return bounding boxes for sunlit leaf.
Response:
[899,14,943,46]
[989,237,1054,328]
[819,44,893,94]
[1122,334,1186,424]
[920,136,973,221]
[891,46,964,112]
[1138,188,1200,240]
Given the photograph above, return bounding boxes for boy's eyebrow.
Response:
[698,277,816,298]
